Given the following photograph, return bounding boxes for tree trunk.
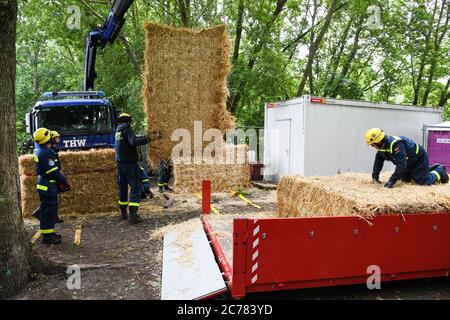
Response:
[0,0,33,299]
[308,0,317,95]
[330,19,364,97]
[118,34,141,75]
[232,0,244,63]
[322,18,352,96]
[228,0,288,114]
[297,0,339,97]
[178,0,190,27]
[33,48,39,96]
[412,0,438,105]
[438,77,450,107]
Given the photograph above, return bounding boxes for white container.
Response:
[263,96,443,182]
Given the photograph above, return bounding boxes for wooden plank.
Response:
[161,219,226,300]
[30,230,41,244]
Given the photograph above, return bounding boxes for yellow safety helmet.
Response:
[365,128,385,145]
[33,128,51,145]
[51,130,60,139]
[117,113,131,121]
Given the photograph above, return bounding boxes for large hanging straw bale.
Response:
[19,149,118,218]
[142,22,235,165]
[277,173,450,218]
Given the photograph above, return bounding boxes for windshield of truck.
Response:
[37,105,113,134]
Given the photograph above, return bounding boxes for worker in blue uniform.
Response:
[32,130,65,223]
[139,166,153,199]
[365,128,449,188]
[115,113,160,223]
[158,159,173,192]
[33,128,70,245]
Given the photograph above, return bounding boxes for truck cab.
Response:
[25,91,117,151]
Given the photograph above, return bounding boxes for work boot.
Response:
[441,166,449,184]
[32,208,41,220]
[42,233,62,245]
[159,185,164,193]
[429,163,441,172]
[164,185,173,192]
[55,216,64,224]
[120,206,128,220]
[128,206,143,224]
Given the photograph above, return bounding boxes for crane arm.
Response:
[84,0,134,91]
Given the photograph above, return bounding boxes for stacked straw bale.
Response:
[277,173,450,217]
[173,144,251,193]
[143,22,251,193]
[19,149,118,218]
[142,22,235,165]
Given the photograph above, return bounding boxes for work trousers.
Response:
[117,162,142,207]
[38,193,58,234]
[402,152,444,185]
[158,160,171,186]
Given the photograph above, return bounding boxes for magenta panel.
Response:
[428,130,450,168]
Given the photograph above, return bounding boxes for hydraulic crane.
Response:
[84,0,134,91]
[25,0,135,151]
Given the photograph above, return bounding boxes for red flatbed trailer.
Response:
[201,212,450,299]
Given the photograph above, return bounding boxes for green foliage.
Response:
[16,0,450,146]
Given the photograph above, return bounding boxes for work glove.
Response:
[384,181,394,188]
[149,131,162,141]
[57,180,71,192]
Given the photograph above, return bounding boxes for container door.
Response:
[427,130,450,168]
[276,119,291,179]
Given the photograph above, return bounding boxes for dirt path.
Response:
[15,188,275,300]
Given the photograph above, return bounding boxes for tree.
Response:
[296,0,339,96]
[14,0,450,139]
[0,0,33,298]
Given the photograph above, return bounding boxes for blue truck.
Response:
[25,91,117,150]
[24,0,134,152]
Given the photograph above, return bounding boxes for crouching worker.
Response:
[115,113,161,224]
[365,128,449,188]
[33,128,71,245]
[139,167,153,199]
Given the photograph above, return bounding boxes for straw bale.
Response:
[172,143,251,193]
[18,154,36,176]
[277,173,450,218]
[142,22,235,165]
[21,171,118,218]
[19,149,118,218]
[173,163,251,193]
[21,197,40,219]
[18,148,116,176]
